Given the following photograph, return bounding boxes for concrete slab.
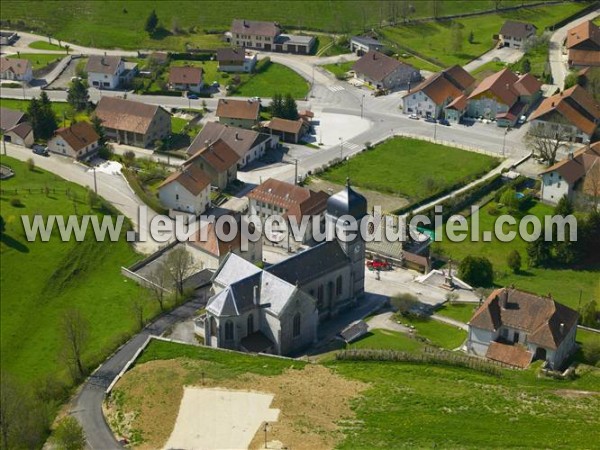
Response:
[164,387,279,450]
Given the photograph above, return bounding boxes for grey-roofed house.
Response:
[202,181,368,355]
[86,55,126,89]
[229,19,314,54]
[216,47,257,73]
[498,20,536,48]
[0,57,33,82]
[188,121,278,168]
[352,50,420,91]
[0,107,33,147]
[350,36,385,55]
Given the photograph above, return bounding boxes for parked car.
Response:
[186,92,199,99]
[408,114,419,120]
[438,118,450,126]
[32,145,49,156]
[425,117,436,123]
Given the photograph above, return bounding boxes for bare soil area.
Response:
[105,359,367,450]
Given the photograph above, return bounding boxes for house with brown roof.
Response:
[466,287,579,369]
[402,65,475,119]
[263,117,306,143]
[189,122,278,168]
[247,178,329,248]
[566,20,600,68]
[168,66,204,93]
[184,138,239,190]
[529,84,600,144]
[498,20,536,48]
[47,122,100,160]
[95,96,171,148]
[85,55,127,89]
[158,164,211,215]
[0,57,33,82]
[467,68,542,126]
[352,50,420,91]
[230,19,315,54]
[216,47,257,73]
[216,98,260,129]
[540,142,600,205]
[186,215,263,270]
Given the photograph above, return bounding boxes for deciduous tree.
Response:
[165,246,197,298]
[60,308,89,380]
[145,10,159,35]
[525,123,574,166]
[458,256,494,287]
[52,416,85,450]
[67,78,89,112]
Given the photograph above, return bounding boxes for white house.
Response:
[168,66,203,93]
[158,165,211,215]
[540,142,600,205]
[498,21,536,48]
[467,287,579,370]
[247,178,329,249]
[402,65,475,118]
[85,55,125,89]
[47,122,100,160]
[0,57,33,82]
[350,36,385,55]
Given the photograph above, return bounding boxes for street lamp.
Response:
[502,128,508,157]
[433,120,438,141]
[263,422,269,449]
[361,94,365,119]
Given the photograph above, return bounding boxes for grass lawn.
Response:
[28,40,65,51]
[0,98,90,130]
[434,199,599,310]
[398,315,467,349]
[0,1,546,51]
[382,2,585,68]
[170,60,237,86]
[0,156,159,387]
[329,360,600,449]
[472,40,550,80]
[320,137,499,204]
[233,62,309,99]
[436,303,478,323]
[7,52,63,71]
[323,61,355,78]
[170,116,188,134]
[348,329,423,352]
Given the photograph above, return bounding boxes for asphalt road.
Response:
[73,296,206,449]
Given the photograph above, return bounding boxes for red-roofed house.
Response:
[47,122,100,160]
[466,68,541,126]
[352,50,420,91]
[158,165,211,215]
[0,57,33,82]
[168,66,204,93]
[466,287,579,369]
[566,20,600,68]
[529,84,600,144]
[540,142,600,205]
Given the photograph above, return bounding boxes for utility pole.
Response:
[339,137,343,160]
[93,166,98,195]
[22,82,26,100]
[263,423,269,449]
[433,121,437,141]
[361,94,365,118]
[502,128,508,157]
[293,158,298,185]
[2,135,6,156]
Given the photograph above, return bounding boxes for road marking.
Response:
[328,85,345,92]
[343,142,361,151]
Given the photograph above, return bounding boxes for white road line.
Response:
[343,142,360,151]
[328,85,345,92]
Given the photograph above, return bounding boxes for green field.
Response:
[349,329,423,352]
[28,40,65,51]
[0,156,159,386]
[399,315,467,349]
[232,62,309,99]
[170,116,188,134]
[320,137,499,203]
[436,303,478,323]
[472,40,550,80]
[0,1,560,51]
[382,2,585,68]
[435,199,599,310]
[323,61,355,78]
[7,53,63,71]
[330,359,600,449]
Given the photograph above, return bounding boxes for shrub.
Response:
[390,293,419,314]
[583,340,600,366]
[507,250,521,273]
[26,157,35,171]
[51,416,85,450]
[458,256,494,287]
[10,198,23,207]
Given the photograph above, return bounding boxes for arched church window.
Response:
[225,320,234,340]
[247,314,254,335]
[293,313,301,337]
[336,275,343,296]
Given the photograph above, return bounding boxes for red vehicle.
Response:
[366,260,391,271]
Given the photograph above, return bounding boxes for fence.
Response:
[1,186,73,196]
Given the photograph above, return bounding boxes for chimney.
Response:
[568,147,574,160]
[235,132,240,140]
[551,102,555,107]
[253,285,258,305]
[499,290,508,309]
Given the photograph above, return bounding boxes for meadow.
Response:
[0,156,159,386]
[434,199,599,310]
[0,1,559,51]
[382,2,586,68]
[7,53,63,71]
[320,137,499,203]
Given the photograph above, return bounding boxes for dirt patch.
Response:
[553,389,600,399]
[105,359,366,450]
[309,178,409,213]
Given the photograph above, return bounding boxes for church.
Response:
[203,181,368,355]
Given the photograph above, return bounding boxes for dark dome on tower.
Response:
[327,179,367,219]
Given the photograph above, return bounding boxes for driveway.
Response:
[548,9,600,89]
[463,46,524,73]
